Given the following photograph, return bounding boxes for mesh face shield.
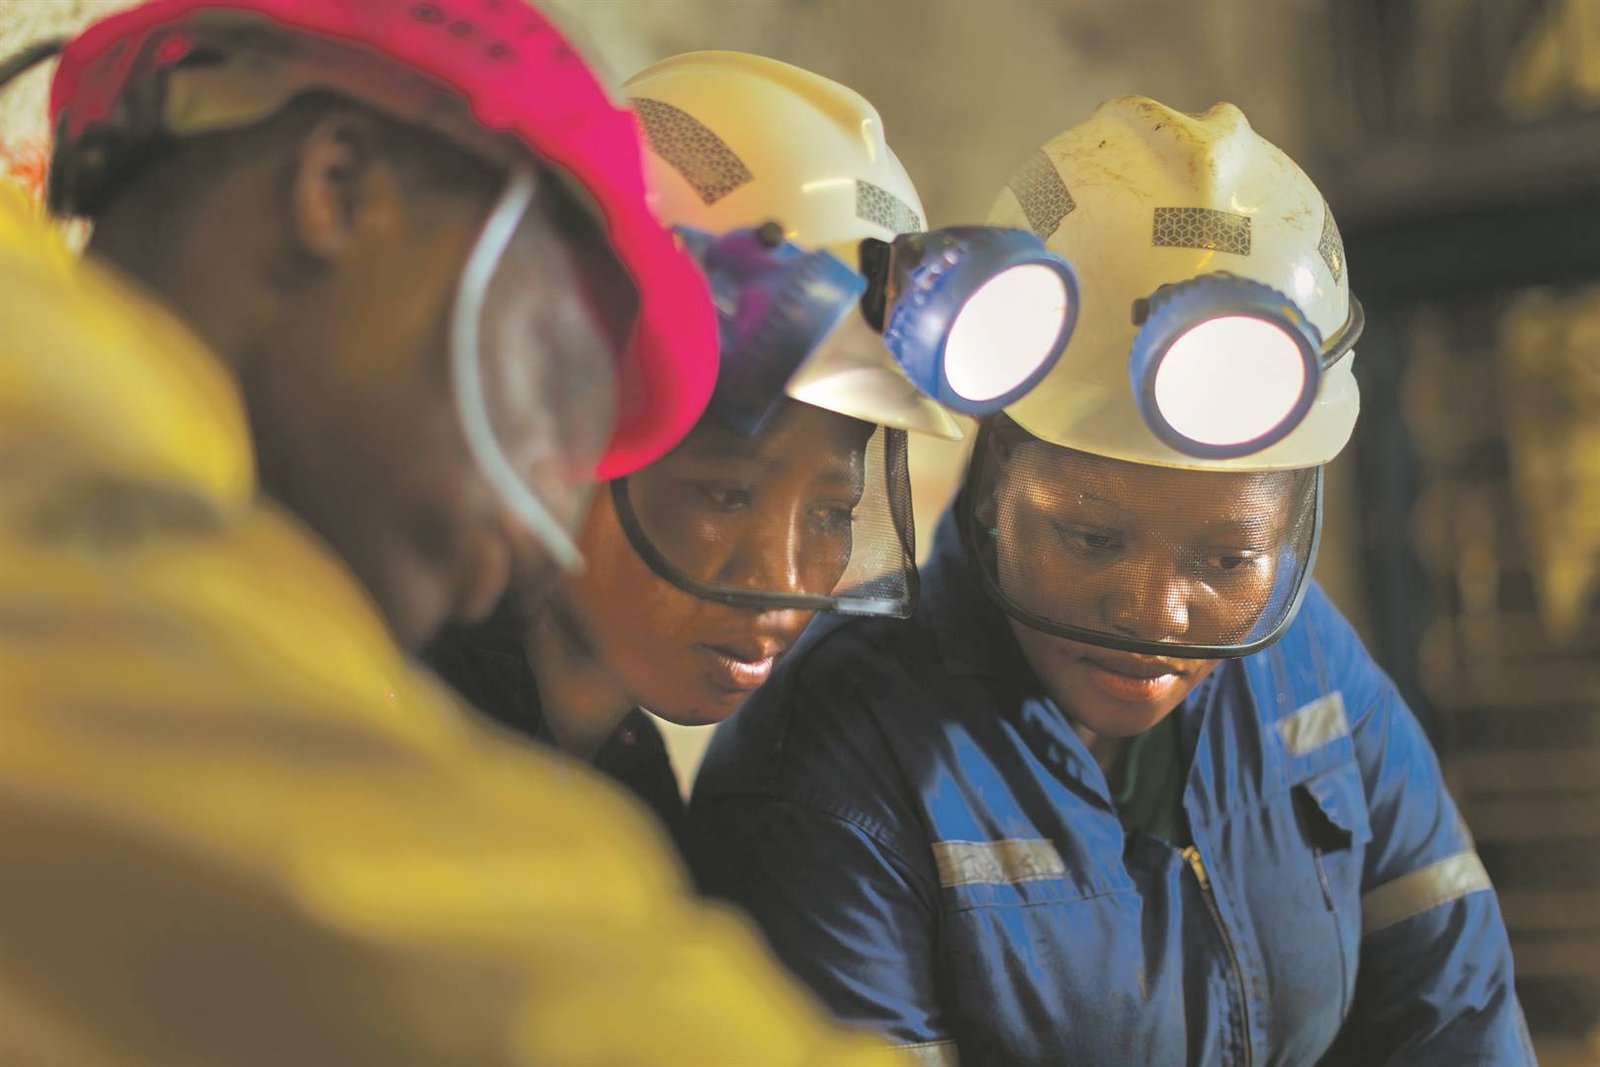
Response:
[453,168,640,573]
[964,418,1321,657]
[612,407,917,617]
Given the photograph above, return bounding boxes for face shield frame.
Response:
[960,417,1325,660]
[618,224,926,618]
[609,421,919,618]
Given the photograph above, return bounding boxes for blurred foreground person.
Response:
[427,51,965,838]
[0,2,906,1064]
[693,97,1535,1066]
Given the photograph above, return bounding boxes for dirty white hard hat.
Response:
[988,95,1359,471]
[625,50,963,441]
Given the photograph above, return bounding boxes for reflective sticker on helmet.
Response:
[632,97,753,206]
[855,179,923,235]
[1318,198,1345,282]
[1152,206,1252,256]
[1006,149,1075,239]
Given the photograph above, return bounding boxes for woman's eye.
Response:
[693,483,753,510]
[1053,522,1122,555]
[1203,551,1261,574]
[811,504,854,531]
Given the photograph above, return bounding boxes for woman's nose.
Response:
[722,511,810,595]
[1098,555,1193,642]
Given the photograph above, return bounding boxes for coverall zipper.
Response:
[1182,844,1254,1067]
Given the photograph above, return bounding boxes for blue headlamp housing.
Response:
[1129,272,1328,460]
[677,222,1084,438]
[872,227,1080,416]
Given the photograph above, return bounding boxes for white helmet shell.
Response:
[988,95,1359,470]
[624,50,962,440]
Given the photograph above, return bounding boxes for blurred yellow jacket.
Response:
[0,183,902,1067]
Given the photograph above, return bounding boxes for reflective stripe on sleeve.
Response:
[931,838,1065,888]
[1277,692,1349,756]
[1361,850,1494,936]
[897,1039,960,1067]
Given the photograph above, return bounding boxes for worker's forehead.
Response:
[1004,441,1300,523]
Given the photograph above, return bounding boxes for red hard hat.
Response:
[49,0,717,479]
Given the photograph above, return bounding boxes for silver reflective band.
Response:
[932,839,1065,888]
[1362,850,1494,936]
[897,1039,961,1067]
[1277,692,1350,757]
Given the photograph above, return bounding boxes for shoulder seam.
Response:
[697,785,940,900]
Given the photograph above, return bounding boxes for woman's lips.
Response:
[699,643,782,692]
[1078,652,1187,704]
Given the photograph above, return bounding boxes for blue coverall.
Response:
[692,511,1534,1066]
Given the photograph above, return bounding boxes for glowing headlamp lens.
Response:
[1153,315,1310,447]
[1131,275,1322,459]
[944,263,1072,404]
[879,227,1079,416]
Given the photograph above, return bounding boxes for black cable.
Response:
[0,38,67,93]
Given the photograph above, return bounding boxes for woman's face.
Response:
[566,402,876,725]
[986,441,1305,738]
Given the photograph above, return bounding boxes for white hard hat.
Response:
[624,50,963,440]
[987,95,1359,471]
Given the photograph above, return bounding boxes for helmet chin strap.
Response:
[449,168,588,575]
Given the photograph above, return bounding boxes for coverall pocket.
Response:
[1295,763,1373,856]
[1292,763,1371,1019]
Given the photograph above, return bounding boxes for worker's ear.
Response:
[289,108,400,261]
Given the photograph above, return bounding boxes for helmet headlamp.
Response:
[866,227,1080,416]
[1129,272,1364,460]
[680,223,1082,434]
